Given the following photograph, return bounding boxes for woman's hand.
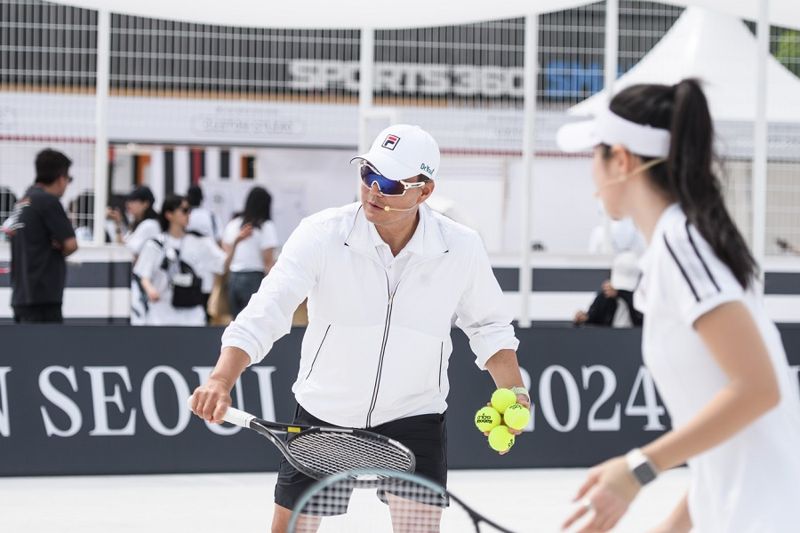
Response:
[601,280,618,299]
[145,286,160,302]
[234,223,254,245]
[562,456,640,532]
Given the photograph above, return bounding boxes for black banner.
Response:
[1,325,798,476]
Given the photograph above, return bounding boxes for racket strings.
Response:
[292,476,455,532]
[288,432,414,477]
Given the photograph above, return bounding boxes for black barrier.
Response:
[1,325,798,476]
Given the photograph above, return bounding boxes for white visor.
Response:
[556,107,671,158]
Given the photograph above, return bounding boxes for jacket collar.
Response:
[344,203,449,258]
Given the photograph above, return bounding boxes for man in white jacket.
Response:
[190,124,529,532]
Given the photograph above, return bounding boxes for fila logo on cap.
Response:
[381,134,400,150]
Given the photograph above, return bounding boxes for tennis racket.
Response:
[187,399,416,484]
[288,468,518,533]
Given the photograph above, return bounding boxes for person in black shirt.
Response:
[6,149,78,323]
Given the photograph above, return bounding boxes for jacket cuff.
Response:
[472,335,520,370]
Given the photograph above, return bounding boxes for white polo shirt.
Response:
[368,213,424,293]
[635,204,800,532]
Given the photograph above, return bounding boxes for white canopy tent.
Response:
[570,6,800,122]
[46,0,591,29]
[48,0,800,30]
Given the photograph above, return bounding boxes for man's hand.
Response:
[190,378,233,424]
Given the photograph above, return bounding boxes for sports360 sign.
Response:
[1,325,798,475]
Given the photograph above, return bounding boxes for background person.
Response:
[222,186,278,318]
[558,79,800,533]
[6,148,77,323]
[187,184,224,321]
[133,195,247,327]
[186,184,222,243]
[110,185,160,257]
[573,251,642,328]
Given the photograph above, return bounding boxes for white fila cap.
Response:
[351,124,441,181]
[557,107,671,158]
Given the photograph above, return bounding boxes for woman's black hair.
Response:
[128,186,158,231]
[605,79,757,289]
[241,186,272,229]
[158,194,187,232]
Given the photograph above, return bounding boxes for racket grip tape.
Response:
[221,406,256,428]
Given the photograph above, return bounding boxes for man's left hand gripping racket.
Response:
[187,398,416,484]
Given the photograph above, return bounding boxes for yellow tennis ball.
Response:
[488,425,515,452]
[503,403,531,431]
[474,406,501,433]
[490,388,516,414]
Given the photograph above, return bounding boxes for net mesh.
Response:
[2,0,799,255]
[0,0,97,240]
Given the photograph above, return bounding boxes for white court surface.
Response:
[0,468,688,532]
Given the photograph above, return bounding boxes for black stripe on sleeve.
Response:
[664,234,700,302]
[685,220,721,293]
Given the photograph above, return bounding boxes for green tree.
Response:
[776,29,800,77]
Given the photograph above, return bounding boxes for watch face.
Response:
[633,462,657,485]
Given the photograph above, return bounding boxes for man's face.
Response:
[55,174,72,198]
[359,171,433,226]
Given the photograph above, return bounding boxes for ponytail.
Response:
[609,79,757,289]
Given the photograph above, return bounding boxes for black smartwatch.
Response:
[625,448,658,486]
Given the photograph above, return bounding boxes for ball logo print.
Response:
[381,134,400,150]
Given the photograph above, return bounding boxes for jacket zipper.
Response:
[365,275,395,427]
[305,324,331,380]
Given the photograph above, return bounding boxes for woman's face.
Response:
[167,201,191,231]
[126,199,148,220]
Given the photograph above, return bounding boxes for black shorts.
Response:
[274,404,447,512]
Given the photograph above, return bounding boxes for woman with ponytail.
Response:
[558,79,800,532]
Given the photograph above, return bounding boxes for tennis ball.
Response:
[503,403,531,431]
[490,388,517,414]
[488,425,515,452]
[474,406,501,433]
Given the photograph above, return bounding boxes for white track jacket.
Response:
[221,202,519,428]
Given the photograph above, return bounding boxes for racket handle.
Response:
[186,396,255,428]
[221,406,256,428]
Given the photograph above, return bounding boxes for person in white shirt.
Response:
[587,215,645,255]
[186,184,224,319]
[186,184,222,243]
[189,124,531,533]
[558,79,800,532]
[113,186,161,256]
[134,195,248,327]
[222,186,278,318]
[108,186,161,325]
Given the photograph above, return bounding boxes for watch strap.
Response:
[625,448,658,486]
